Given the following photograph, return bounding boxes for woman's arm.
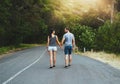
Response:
[46,36,49,48]
[56,35,61,47]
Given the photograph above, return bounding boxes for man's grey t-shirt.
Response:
[63,32,74,46]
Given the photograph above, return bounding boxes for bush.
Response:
[71,24,95,51]
[96,17,120,53]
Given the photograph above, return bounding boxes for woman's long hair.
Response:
[49,29,54,38]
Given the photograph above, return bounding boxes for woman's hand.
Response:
[46,46,48,51]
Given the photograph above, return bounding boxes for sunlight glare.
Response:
[51,0,111,20]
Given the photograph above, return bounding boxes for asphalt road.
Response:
[0,46,120,84]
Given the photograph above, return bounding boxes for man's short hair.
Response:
[65,27,70,31]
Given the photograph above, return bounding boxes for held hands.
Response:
[59,43,64,49]
[59,45,63,49]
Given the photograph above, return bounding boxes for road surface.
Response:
[0,46,120,84]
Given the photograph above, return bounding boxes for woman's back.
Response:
[49,35,56,46]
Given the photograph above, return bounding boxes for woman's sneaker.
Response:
[68,64,71,66]
[49,66,53,69]
[53,65,55,67]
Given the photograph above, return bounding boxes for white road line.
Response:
[2,49,46,84]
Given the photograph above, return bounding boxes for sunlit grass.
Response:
[0,44,42,55]
[81,51,120,69]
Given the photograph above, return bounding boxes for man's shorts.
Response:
[64,46,72,55]
[48,46,57,51]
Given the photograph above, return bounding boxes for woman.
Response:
[47,29,61,68]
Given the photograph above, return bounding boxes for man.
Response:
[61,27,75,68]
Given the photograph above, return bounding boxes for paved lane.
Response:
[0,46,120,84]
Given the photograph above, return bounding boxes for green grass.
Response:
[0,44,42,55]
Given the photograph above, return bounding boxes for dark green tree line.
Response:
[0,0,51,46]
[96,13,120,53]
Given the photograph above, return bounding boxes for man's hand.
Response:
[72,47,75,51]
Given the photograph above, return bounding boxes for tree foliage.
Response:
[96,13,120,53]
[0,0,120,54]
[116,0,120,11]
[0,0,50,46]
[70,24,95,51]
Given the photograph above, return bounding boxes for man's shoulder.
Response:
[64,32,74,36]
[69,32,74,36]
[64,33,73,37]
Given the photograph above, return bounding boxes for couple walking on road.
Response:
[46,27,75,68]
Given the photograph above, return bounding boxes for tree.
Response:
[0,0,50,46]
[96,14,120,53]
[0,0,12,46]
[116,0,120,11]
[71,24,95,51]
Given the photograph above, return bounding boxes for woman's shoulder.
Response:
[54,35,58,38]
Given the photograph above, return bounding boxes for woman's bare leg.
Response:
[49,51,53,67]
[53,51,56,67]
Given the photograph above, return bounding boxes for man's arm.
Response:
[72,39,75,48]
[72,35,75,48]
[61,37,65,46]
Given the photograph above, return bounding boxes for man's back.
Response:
[63,32,74,46]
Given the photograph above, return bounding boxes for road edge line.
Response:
[2,49,46,84]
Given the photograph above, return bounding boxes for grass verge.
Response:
[0,44,43,57]
[80,51,120,70]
